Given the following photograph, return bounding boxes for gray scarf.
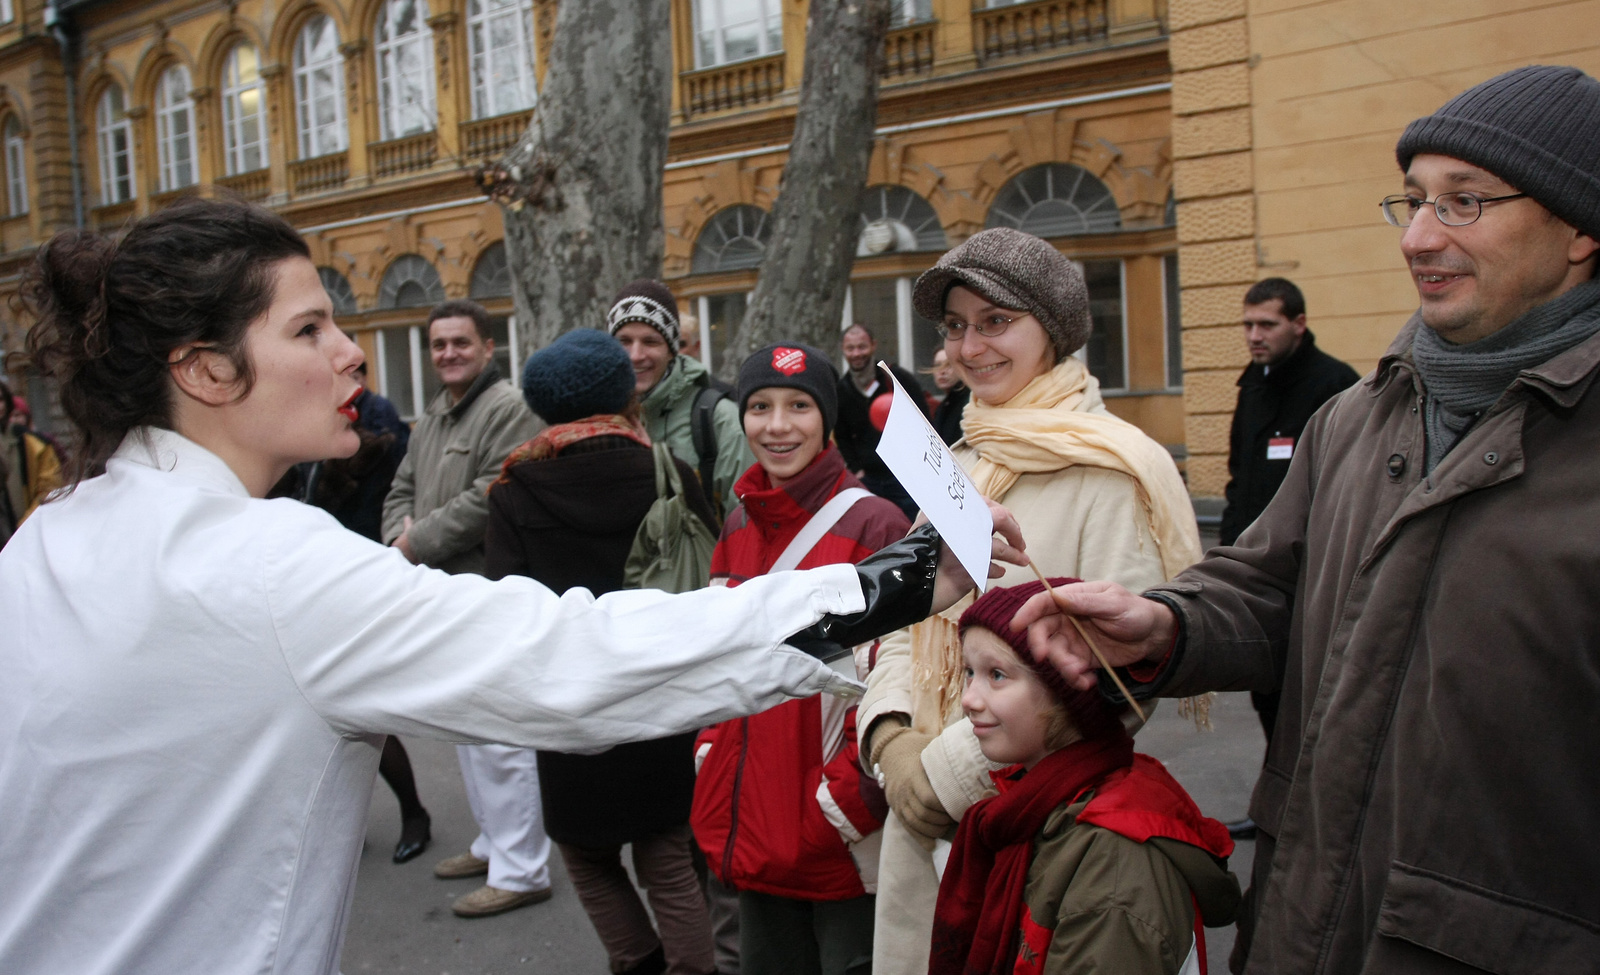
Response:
[1412,278,1600,472]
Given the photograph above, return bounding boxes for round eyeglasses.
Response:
[1380,192,1528,228]
[935,314,1020,341]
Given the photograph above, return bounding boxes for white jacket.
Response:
[0,428,864,975]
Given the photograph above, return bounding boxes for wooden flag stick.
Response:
[1024,559,1147,723]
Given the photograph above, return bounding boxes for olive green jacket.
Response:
[640,355,753,520]
[1017,796,1239,975]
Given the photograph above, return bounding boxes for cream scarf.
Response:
[909,357,1202,731]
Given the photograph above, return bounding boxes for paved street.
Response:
[340,691,1265,974]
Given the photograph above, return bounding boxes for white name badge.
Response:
[1267,437,1294,461]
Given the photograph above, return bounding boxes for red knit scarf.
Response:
[928,731,1135,975]
[492,414,650,488]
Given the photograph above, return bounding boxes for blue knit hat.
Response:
[520,329,635,425]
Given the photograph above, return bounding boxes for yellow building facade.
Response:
[3,0,1591,501]
[1168,0,1600,496]
[0,0,1187,452]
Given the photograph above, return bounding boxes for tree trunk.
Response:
[721,0,893,378]
[489,0,672,351]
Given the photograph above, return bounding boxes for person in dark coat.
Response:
[1218,279,1359,775]
[834,324,929,519]
[485,329,721,975]
[926,348,970,446]
[1218,278,1357,839]
[306,361,409,542]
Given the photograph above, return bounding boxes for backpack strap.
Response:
[690,386,725,501]
[769,488,873,573]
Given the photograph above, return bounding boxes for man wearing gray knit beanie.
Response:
[1007,66,1600,975]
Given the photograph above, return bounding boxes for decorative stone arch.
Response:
[81,64,137,124]
[858,183,946,256]
[665,155,770,276]
[0,84,30,134]
[132,43,186,112]
[319,266,360,315]
[195,18,271,92]
[690,204,771,274]
[378,253,446,309]
[984,163,1124,237]
[469,240,512,300]
[268,0,353,68]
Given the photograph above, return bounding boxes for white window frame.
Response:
[4,116,27,216]
[0,0,13,25]
[294,15,348,159]
[376,0,437,140]
[154,65,196,192]
[891,0,933,26]
[222,45,268,175]
[467,0,537,120]
[693,0,783,68]
[96,86,136,205]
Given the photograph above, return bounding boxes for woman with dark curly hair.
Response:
[0,197,1021,975]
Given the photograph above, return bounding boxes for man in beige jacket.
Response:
[857,228,1199,974]
[381,299,548,919]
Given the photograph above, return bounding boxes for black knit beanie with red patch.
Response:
[736,342,840,441]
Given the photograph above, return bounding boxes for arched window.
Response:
[468,0,537,119]
[96,85,136,204]
[154,65,196,191]
[858,184,945,255]
[470,241,512,298]
[693,0,782,67]
[376,0,437,140]
[319,267,359,315]
[691,205,770,273]
[985,163,1122,237]
[378,254,445,309]
[294,15,348,158]
[3,115,27,216]
[222,44,268,174]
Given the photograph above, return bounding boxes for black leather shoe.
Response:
[393,810,432,864]
[1225,817,1257,840]
[790,524,941,659]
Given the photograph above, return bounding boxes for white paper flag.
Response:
[872,362,993,592]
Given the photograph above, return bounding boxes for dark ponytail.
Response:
[15,197,310,484]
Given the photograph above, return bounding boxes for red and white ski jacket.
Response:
[691,446,910,901]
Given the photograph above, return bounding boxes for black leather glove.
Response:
[788,523,941,660]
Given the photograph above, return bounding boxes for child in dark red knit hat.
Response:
[929,579,1240,975]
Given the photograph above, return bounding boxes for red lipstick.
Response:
[338,388,362,423]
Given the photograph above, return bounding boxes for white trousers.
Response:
[456,743,551,892]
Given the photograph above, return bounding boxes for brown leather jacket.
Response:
[1141,315,1600,975]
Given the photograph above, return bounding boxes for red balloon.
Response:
[869,392,893,432]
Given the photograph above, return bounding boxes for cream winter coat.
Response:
[858,379,1193,975]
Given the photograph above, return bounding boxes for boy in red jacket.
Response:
[931,580,1240,975]
[691,343,910,975]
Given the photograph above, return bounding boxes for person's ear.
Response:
[169,345,244,406]
[1570,232,1599,268]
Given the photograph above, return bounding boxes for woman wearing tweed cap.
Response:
[855,227,1202,974]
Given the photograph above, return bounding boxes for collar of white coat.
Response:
[109,426,252,498]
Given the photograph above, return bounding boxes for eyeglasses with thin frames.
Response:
[935,312,1023,341]
[1380,191,1528,228]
